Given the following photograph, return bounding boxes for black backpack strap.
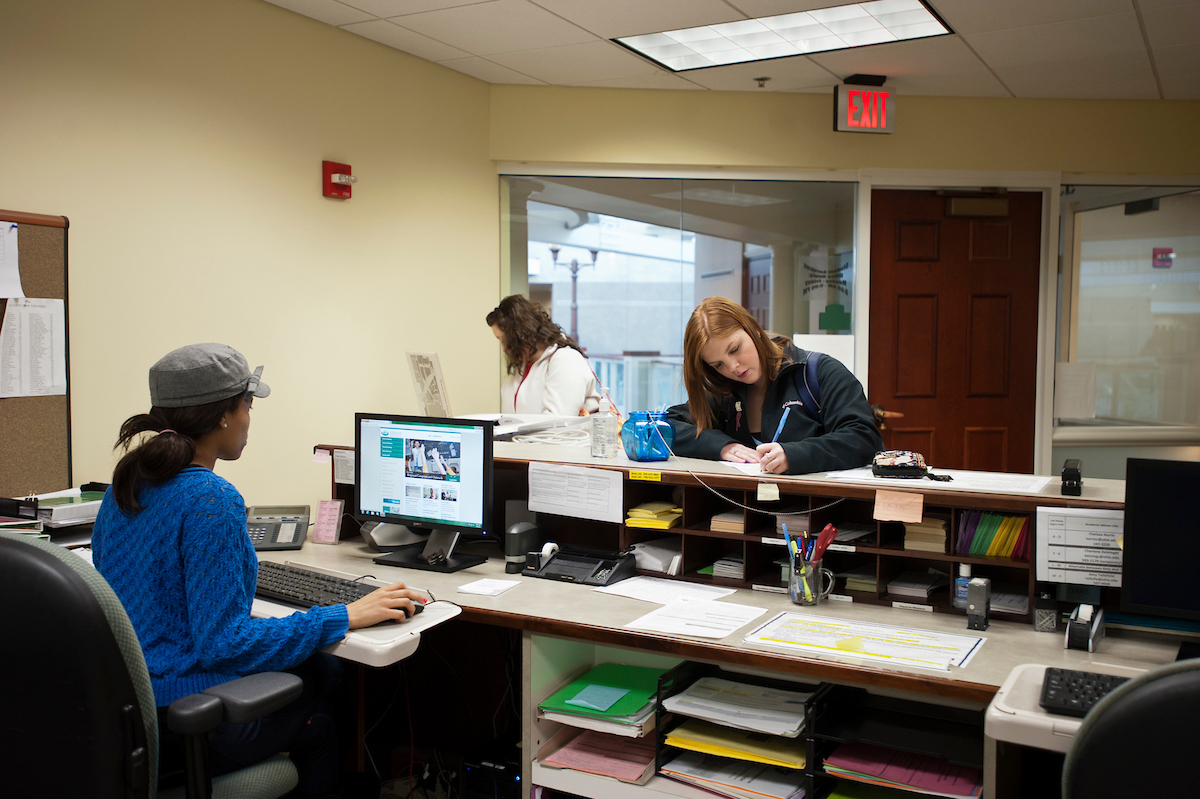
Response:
[791,351,824,429]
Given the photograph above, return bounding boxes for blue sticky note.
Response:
[564,684,629,712]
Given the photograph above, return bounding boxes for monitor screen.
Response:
[355,413,493,541]
[1120,458,1200,622]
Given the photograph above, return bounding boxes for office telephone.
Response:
[525,545,636,587]
[247,505,310,551]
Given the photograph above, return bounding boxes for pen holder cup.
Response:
[789,560,835,606]
[620,411,674,462]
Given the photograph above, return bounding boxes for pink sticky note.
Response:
[874,489,924,523]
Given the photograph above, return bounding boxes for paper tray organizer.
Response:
[250,561,461,668]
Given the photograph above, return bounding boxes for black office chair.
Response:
[0,532,302,799]
[1061,657,1200,797]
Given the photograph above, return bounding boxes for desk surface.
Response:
[262,541,1175,707]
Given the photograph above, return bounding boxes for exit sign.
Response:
[834,85,895,134]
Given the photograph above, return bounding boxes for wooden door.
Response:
[868,190,1042,472]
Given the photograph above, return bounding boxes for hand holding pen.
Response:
[756,407,791,474]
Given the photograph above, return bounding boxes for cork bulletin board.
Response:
[0,209,70,499]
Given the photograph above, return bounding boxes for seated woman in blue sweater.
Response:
[92,343,424,798]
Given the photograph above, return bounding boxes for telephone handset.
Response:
[247,505,310,551]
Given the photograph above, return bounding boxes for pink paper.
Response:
[825,741,981,796]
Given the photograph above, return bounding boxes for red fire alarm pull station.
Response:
[322,160,355,199]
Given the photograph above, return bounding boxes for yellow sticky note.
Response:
[757,482,780,502]
[836,636,864,652]
[629,470,661,482]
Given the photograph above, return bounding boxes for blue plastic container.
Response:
[620,410,675,462]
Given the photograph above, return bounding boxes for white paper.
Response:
[527,461,623,524]
[0,222,23,297]
[744,611,985,672]
[456,578,520,596]
[662,677,811,737]
[724,461,764,475]
[824,466,1051,494]
[625,598,767,639]
[333,449,355,485]
[593,574,736,604]
[1035,506,1124,586]
[1054,361,1097,419]
[0,298,67,397]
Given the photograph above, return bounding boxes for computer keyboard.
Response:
[256,561,422,617]
[1039,666,1129,717]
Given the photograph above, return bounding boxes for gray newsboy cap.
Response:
[149,343,271,408]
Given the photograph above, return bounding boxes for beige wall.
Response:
[491,85,1200,175]
[1,0,499,511]
[5,0,1200,510]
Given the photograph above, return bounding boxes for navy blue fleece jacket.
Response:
[668,341,882,474]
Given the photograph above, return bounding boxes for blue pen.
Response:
[782,523,795,567]
[771,407,791,443]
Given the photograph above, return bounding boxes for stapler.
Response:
[1061,458,1082,496]
[1065,603,1105,652]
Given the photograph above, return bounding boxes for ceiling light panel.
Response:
[615,0,950,71]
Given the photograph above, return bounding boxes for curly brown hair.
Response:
[682,297,785,434]
[486,294,583,375]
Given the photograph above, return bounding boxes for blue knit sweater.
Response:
[92,466,349,706]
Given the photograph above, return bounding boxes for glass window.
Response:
[1061,187,1200,426]
[500,176,856,415]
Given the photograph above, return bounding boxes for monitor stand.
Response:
[372,529,487,573]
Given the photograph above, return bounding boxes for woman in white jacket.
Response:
[487,295,601,416]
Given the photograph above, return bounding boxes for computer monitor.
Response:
[355,413,493,573]
[1120,458,1200,622]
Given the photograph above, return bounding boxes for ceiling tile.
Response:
[989,49,1158,98]
[530,0,744,39]
[680,55,839,92]
[888,70,1011,96]
[437,56,548,83]
[1141,3,1200,49]
[261,0,375,26]
[1134,0,1200,10]
[1153,43,1200,100]
[810,34,983,79]
[929,0,1132,34]
[488,40,662,83]
[963,13,1146,67]
[341,0,491,16]
[392,0,598,56]
[340,18,473,60]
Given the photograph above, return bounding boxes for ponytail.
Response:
[110,395,242,515]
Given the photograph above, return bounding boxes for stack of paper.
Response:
[626,501,683,530]
[661,676,812,738]
[710,511,744,533]
[537,663,666,738]
[666,718,806,769]
[832,522,875,546]
[903,517,948,553]
[540,727,657,785]
[712,552,744,580]
[990,583,1031,615]
[661,752,806,799]
[0,516,47,538]
[886,571,951,599]
[823,741,982,798]
[838,565,877,593]
[629,536,683,575]
[774,507,809,536]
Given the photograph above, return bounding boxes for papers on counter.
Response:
[824,467,1051,494]
[662,676,812,738]
[593,574,736,604]
[456,578,520,596]
[744,612,985,672]
[625,599,767,639]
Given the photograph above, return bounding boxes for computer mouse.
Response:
[404,601,426,619]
